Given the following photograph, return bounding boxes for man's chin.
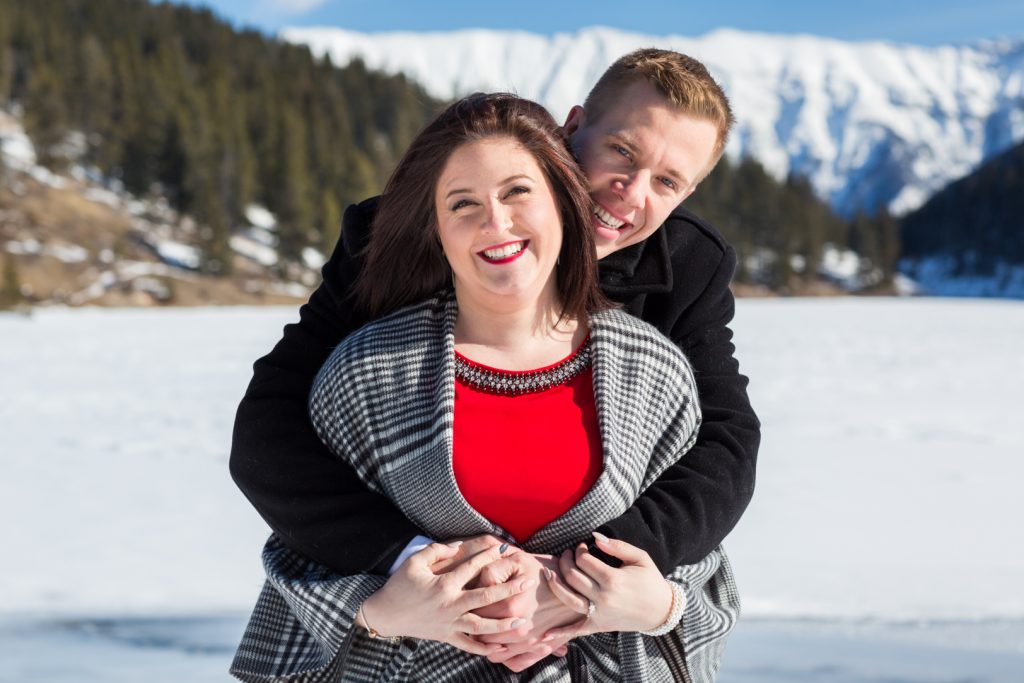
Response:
[592,222,634,255]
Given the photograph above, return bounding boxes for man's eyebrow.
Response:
[609,131,689,188]
[609,130,639,152]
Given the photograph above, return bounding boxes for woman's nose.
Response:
[483,200,513,233]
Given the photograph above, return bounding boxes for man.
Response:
[230,48,759,671]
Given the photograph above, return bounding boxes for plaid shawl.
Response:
[231,294,740,682]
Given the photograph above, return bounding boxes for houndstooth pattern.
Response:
[231,293,740,682]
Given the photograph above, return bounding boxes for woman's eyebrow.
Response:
[444,174,534,200]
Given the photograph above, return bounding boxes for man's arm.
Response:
[233,200,757,577]
[229,198,423,573]
[596,224,760,573]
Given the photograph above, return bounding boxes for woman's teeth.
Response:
[482,242,525,259]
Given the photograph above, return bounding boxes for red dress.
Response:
[452,339,602,544]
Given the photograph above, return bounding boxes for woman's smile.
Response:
[478,239,530,264]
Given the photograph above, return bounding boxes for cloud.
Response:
[262,0,331,14]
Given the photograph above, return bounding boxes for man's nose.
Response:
[615,170,648,209]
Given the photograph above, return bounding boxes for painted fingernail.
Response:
[544,568,554,581]
[510,619,526,628]
[593,531,609,544]
[499,543,509,554]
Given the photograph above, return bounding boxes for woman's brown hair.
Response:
[355,92,609,321]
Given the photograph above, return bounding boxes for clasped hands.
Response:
[358,532,675,672]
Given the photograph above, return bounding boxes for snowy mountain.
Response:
[282,26,1024,217]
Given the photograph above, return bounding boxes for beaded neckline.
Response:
[454,336,592,396]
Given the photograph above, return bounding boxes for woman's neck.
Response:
[452,287,587,371]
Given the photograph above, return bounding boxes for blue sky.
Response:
[169,0,1024,46]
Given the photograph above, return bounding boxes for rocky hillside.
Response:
[1,112,315,308]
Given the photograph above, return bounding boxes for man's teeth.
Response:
[594,206,625,229]
[482,242,525,259]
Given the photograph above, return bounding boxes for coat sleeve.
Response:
[596,240,761,572]
[230,536,395,683]
[229,198,423,575]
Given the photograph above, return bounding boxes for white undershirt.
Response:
[387,535,435,575]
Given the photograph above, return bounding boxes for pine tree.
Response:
[23,63,68,167]
[320,189,342,257]
[0,2,13,105]
[0,253,23,309]
[275,105,315,262]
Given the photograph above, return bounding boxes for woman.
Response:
[231,94,738,682]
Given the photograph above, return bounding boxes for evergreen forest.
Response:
[902,139,1024,274]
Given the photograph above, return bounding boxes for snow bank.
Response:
[2,299,1022,620]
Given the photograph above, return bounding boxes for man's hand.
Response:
[360,541,535,656]
[429,534,506,575]
[473,551,582,671]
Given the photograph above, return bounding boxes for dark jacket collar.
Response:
[597,219,674,296]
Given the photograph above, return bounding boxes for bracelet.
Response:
[358,603,402,643]
[640,581,686,637]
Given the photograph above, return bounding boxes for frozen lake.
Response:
[2,298,1023,679]
[3,615,1022,682]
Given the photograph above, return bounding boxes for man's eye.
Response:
[614,145,632,159]
[659,177,678,191]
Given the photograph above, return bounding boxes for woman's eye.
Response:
[614,145,632,159]
[451,199,472,211]
[506,186,530,198]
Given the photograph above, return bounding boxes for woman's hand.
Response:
[358,541,537,656]
[540,533,678,641]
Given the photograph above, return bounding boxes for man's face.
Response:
[565,79,719,259]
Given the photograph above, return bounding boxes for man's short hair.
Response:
[583,48,735,170]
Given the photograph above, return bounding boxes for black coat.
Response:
[229,197,760,574]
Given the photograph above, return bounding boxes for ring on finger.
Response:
[586,599,596,620]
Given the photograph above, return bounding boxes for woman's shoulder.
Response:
[315,293,452,386]
[347,293,451,350]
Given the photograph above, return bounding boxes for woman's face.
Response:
[434,136,563,310]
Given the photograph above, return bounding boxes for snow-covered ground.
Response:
[2,299,1023,679]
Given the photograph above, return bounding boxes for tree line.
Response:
[689,156,899,290]
[901,139,1024,275]
[0,0,441,273]
[0,0,900,291]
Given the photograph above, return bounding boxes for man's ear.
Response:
[562,106,586,137]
